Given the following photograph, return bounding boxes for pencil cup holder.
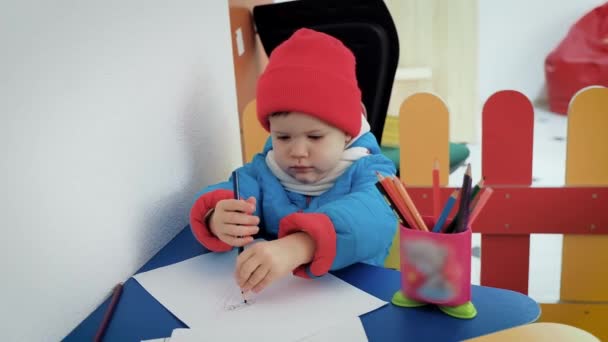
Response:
[392,216,477,319]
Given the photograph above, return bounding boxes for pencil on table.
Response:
[432,189,459,233]
[393,177,429,232]
[94,283,123,342]
[433,159,441,222]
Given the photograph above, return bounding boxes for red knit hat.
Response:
[256,28,362,137]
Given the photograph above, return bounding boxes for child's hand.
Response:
[209,196,259,247]
[235,232,315,294]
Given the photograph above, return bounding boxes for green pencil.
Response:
[470,179,484,201]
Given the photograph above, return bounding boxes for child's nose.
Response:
[290,141,308,158]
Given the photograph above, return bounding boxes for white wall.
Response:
[478,0,606,104]
[0,1,242,340]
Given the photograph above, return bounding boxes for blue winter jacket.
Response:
[189,132,397,278]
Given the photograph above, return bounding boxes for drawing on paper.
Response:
[222,291,256,311]
[224,298,256,311]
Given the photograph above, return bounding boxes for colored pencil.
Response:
[94,283,123,342]
[232,170,247,303]
[383,176,417,229]
[393,177,429,232]
[470,179,485,204]
[468,187,494,225]
[432,189,459,233]
[433,159,440,222]
[375,181,406,226]
[444,164,472,233]
[453,164,473,233]
[376,172,418,230]
[232,170,244,255]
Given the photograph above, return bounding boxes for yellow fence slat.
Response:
[545,87,608,337]
[562,86,608,302]
[399,93,450,186]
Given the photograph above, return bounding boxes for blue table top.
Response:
[65,227,540,341]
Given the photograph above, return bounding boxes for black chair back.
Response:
[253,0,400,144]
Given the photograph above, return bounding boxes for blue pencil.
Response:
[432,189,459,233]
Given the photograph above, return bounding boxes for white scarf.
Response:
[266,115,371,196]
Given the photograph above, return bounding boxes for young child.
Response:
[189,28,397,295]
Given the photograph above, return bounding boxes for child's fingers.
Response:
[241,264,270,292]
[245,196,257,209]
[219,199,256,214]
[224,224,259,238]
[235,252,261,287]
[252,271,276,294]
[225,212,259,226]
[223,234,254,247]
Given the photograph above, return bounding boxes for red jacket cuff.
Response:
[190,189,234,252]
[278,212,336,278]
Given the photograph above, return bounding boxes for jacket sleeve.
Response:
[189,161,262,252]
[278,154,398,278]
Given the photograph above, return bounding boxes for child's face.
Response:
[269,112,351,184]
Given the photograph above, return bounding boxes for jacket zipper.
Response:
[299,196,311,213]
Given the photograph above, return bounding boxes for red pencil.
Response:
[394,177,429,232]
[94,283,123,342]
[468,187,494,225]
[432,159,440,222]
[376,172,418,230]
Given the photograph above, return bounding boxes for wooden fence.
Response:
[394,87,608,340]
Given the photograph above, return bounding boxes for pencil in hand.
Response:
[232,170,247,303]
[232,171,245,255]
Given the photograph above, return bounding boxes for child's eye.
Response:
[276,136,290,141]
[308,135,323,140]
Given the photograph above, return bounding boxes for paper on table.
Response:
[143,316,368,342]
[296,316,368,342]
[133,246,385,341]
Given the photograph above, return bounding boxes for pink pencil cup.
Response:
[399,216,472,306]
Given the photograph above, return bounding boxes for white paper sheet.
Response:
[143,316,368,342]
[296,316,368,342]
[134,247,384,341]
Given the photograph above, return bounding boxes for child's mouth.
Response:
[290,166,313,173]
